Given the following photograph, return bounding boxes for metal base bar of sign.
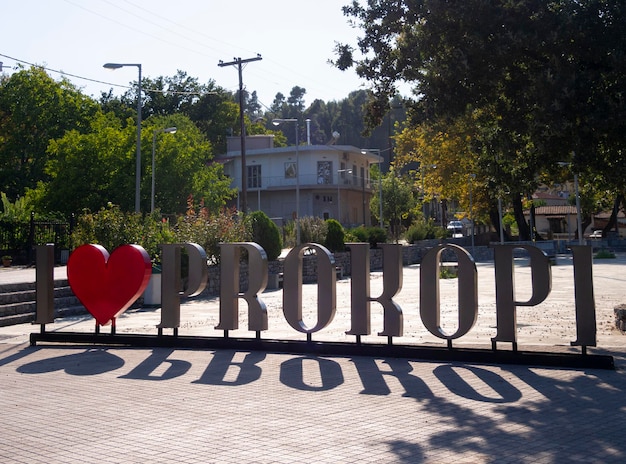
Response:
[29,331,615,370]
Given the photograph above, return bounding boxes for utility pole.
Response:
[218,55,262,214]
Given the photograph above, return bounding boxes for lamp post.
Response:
[272,118,300,245]
[558,161,584,245]
[469,173,476,256]
[151,127,177,213]
[103,63,142,212]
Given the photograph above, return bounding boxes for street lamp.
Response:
[558,161,584,245]
[103,62,142,213]
[272,118,300,245]
[337,168,352,225]
[151,127,177,213]
[469,173,476,256]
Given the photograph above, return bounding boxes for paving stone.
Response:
[1,254,626,462]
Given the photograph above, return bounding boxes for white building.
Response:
[216,135,383,227]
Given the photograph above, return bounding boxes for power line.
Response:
[0,53,218,97]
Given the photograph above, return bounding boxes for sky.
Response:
[1,0,371,110]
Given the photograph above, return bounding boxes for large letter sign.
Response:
[31,241,613,369]
[420,244,478,341]
[158,243,208,330]
[283,243,336,334]
[491,245,551,346]
[217,242,269,332]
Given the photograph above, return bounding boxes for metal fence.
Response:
[0,214,72,264]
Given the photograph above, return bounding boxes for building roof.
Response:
[527,205,578,216]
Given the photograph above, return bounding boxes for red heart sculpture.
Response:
[67,244,152,326]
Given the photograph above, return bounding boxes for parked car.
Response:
[447,220,464,238]
[589,229,603,239]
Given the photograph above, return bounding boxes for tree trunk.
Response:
[489,204,511,242]
[603,194,624,235]
[529,202,544,240]
[512,194,530,241]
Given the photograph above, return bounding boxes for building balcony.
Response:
[242,174,377,191]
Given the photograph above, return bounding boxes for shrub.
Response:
[71,204,175,264]
[439,265,458,279]
[248,210,282,261]
[298,216,328,244]
[594,249,616,259]
[324,219,345,252]
[405,219,447,243]
[345,225,387,248]
[367,226,387,248]
[174,203,248,265]
[346,225,368,243]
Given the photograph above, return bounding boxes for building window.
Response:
[317,161,332,184]
[248,165,262,188]
[284,162,296,179]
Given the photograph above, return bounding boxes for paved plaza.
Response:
[1,253,625,463]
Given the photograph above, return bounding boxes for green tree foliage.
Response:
[336,0,626,240]
[379,168,415,240]
[324,219,345,252]
[0,66,99,198]
[37,112,235,215]
[41,112,134,214]
[146,114,235,214]
[0,192,33,221]
[248,210,282,261]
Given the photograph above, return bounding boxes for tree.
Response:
[39,111,138,214]
[37,112,235,215]
[0,66,99,199]
[379,168,415,241]
[187,86,239,154]
[335,0,626,240]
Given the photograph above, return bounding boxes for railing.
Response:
[0,213,72,264]
[246,173,375,190]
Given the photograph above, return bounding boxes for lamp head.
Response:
[164,127,177,134]
[103,63,123,70]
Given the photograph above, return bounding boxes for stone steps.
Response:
[0,280,86,327]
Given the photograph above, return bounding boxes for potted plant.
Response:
[2,255,12,267]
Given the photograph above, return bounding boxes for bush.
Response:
[594,249,616,259]
[324,219,345,252]
[298,216,328,244]
[248,210,282,261]
[345,225,387,248]
[405,219,447,243]
[174,203,248,265]
[367,226,387,248]
[71,203,175,264]
[346,226,368,243]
